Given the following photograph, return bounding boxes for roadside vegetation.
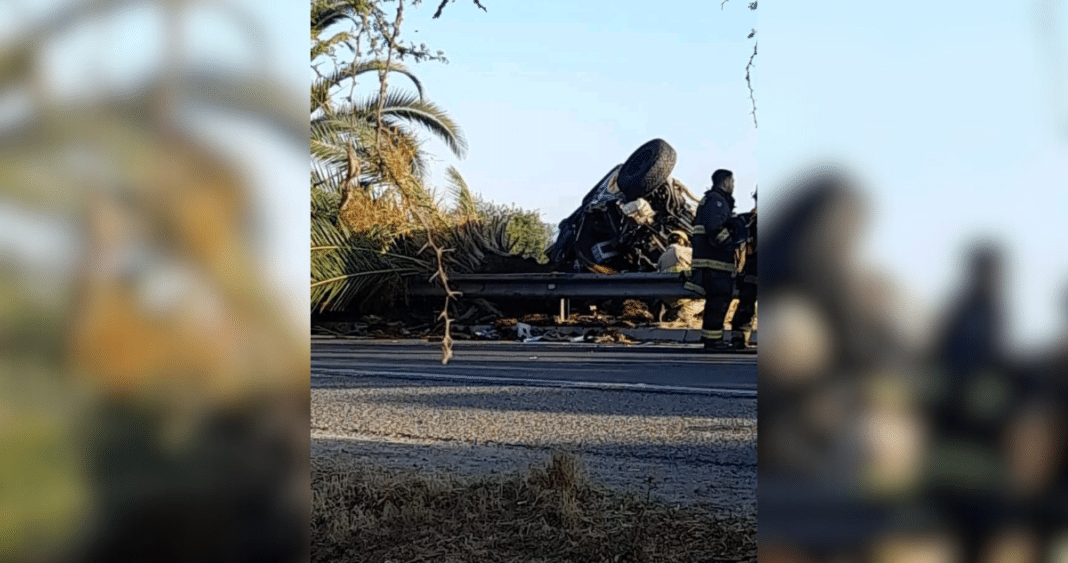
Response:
[312,452,757,563]
[310,0,554,338]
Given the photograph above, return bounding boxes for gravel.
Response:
[311,374,756,514]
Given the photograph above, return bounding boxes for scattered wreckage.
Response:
[314,301,686,345]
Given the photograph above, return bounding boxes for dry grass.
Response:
[339,191,410,235]
[620,300,655,324]
[311,452,756,563]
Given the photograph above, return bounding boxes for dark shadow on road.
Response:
[314,378,756,419]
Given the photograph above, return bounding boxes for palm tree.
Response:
[310,163,521,314]
[308,0,548,318]
[310,0,467,213]
[311,89,467,201]
[310,0,477,315]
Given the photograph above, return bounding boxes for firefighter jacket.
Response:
[690,187,738,274]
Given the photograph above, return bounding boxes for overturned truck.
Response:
[548,139,702,274]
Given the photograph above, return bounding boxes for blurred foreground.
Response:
[760,166,1068,563]
[0,1,308,561]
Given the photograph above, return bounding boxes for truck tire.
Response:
[617,139,676,201]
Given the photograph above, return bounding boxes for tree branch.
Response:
[720,0,759,125]
[746,39,757,128]
[433,0,487,19]
[373,0,404,148]
[371,0,459,364]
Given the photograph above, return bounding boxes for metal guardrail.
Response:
[409,272,699,299]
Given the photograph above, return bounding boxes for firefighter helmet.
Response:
[668,230,689,246]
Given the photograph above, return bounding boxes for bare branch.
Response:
[374,0,404,148]
[718,0,758,124]
[433,0,487,19]
[724,1,757,12]
[366,0,459,363]
[746,40,757,128]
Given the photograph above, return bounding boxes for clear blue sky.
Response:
[758,1,1068,351]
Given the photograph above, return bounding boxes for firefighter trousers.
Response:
[686,267,735,344]
[731,271,757,335]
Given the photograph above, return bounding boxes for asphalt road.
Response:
[311,337,757,512]
[311,337,757,396]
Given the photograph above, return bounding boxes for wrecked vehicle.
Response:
[548,139,702,273]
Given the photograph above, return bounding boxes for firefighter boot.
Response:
[730,327,754,350]
[702,330,734,352]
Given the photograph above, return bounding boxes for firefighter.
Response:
[729,192,757,349]
[686,169,749,351]
[657,230,692,273]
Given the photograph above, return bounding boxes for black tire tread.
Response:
[617,139,676,200]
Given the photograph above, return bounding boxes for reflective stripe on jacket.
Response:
[691,188,737,270]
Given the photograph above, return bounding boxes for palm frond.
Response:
[313,91,466,163]
[310,215,428,312]
[311,59,425,114]
[325,91,467,159]
[311,30,353,61]
[311,186,340,220]
[311,0,372,34]
[377,92,468,159]
[445,166,477,218]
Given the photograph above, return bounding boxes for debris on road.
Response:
[621,299,655,323]
[473,327,499,340]
[311,295,756,346]
[515,322,534,341]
